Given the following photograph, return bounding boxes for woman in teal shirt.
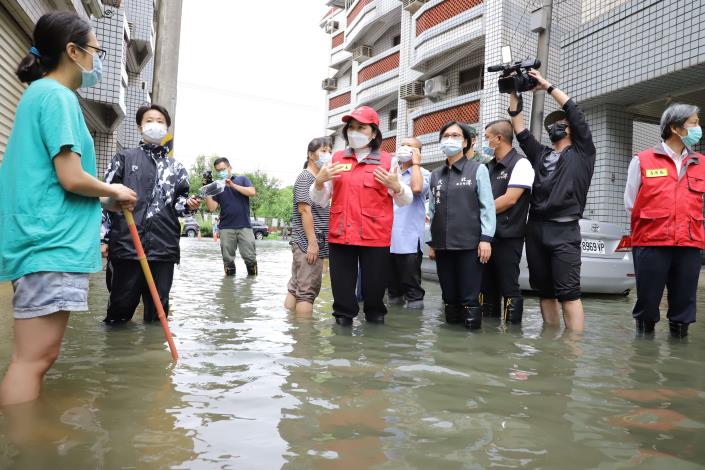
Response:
[0,11,136,407]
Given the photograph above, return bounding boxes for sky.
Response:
[174,0,332,186]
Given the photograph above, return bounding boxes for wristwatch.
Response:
[546,85,555,95]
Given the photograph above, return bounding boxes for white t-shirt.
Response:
[507,157,535,190]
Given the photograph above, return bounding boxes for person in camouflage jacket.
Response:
[102,104,200,323]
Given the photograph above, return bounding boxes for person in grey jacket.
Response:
[428,121,496,330]
[102,104,200,323]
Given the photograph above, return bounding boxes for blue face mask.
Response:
[482,142,495,157]
[440,139,463,157]
[316,152,332,167]
[77,46,103,89]
[217,170,229,180]
[682,126,703,147]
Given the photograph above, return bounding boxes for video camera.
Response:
[202,170,213,186]
[196,169,226,200]
[487,58,541,94]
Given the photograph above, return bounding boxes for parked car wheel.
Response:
[255,231,264,240]
[185,228,197,238]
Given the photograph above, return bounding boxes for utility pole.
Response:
[529,0,554,140]
[153,0,184,134]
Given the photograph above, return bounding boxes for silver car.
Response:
[421,219,636,295]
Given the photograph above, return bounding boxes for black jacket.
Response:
[516,99,596,222]
[103,144,191,262]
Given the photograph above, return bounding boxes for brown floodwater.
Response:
[0,239,704,469]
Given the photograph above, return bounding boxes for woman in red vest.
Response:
[311,106,412,326]
[625,103,703,338]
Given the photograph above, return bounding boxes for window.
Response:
[459,64,484,95]
[389,109,398,131]
[392,35,401,47]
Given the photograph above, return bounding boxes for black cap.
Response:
[544,110,567,132]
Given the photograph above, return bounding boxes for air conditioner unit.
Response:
[401,0,426,14]
[400,81,425,101]
[322,78,338,91]
[324,20,340,34]
[424,75,449,101]
[352,45,373,63]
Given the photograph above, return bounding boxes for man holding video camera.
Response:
[508,69,595,332]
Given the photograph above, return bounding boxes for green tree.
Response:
[245,170,281,219]
[271,186,294,225]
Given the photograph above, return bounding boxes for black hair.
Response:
[304,137,331,169]
[213,157,230,168]
[136,104,172,128]
[485,119,514,144]
[439,121,473,155]
[342,122,383,152]
[16,11,92,84]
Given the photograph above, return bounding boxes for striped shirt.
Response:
[291,170,329,258]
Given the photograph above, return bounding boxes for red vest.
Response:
[329,149,394,247]
[631,147,705,248]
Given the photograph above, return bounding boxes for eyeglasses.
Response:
[442,133,464,139]
[82,45,107,60]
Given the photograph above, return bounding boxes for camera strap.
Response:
[507,94,523,117]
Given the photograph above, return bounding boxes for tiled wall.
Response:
[583,105,633,226]
[632,121,659,155]
[329,91,352,110]
[561,0,705,104]
[358,51,399,83]
[371,22,401,56]
[347,0,372,26]
[124,0,154,43]
[79,10,126,107]
[416,0,484,35]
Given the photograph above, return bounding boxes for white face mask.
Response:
[348,130,372,149]
[142,122,168,145]
[397,145,413,163]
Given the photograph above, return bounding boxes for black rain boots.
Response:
[503,297,523,324]
[462,305,482,330]
[635,318,656,335]
[669,321,689,338]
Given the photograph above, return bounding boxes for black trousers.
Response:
[329,243,390,319]
[526,220,581,301]
[435,249,482,307]
[105,259,175,323]
[632,246,700,324]
[388,246,425,302]
[482,237,523,305]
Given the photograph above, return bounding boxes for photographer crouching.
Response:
[508,70,596,332]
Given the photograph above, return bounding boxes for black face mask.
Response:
[548,122,569,143]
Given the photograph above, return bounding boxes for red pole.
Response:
[123,209,179,361]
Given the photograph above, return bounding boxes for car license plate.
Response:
[581,238,605,255]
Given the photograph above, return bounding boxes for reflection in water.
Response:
[0,239,704,468]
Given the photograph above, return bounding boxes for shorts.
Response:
[287,244,323,304]
[525,220,582,302]
[11,272,90,319]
